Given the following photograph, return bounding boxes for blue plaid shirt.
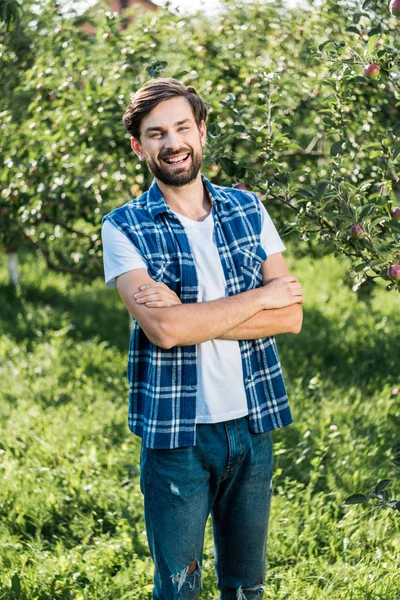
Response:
[103,174,292,448]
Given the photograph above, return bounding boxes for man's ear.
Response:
[131,137,145,160]
[199,121,206,147]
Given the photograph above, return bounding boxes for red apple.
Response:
[363,64,380,79]
[233,183,247,191]
[0,207,8,216]
[350,224,366,239]
[390,0,400,16]
[391,207,400,219]
[388,264,400,281]
[298,27,305,36]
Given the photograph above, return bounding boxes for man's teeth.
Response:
[164,154,189,164]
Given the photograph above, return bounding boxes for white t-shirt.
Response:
[101,199,286,424]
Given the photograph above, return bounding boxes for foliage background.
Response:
[1,0,399,289]
[0,0,400,598]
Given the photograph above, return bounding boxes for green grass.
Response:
[0,246,399,599]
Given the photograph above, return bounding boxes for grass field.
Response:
[0,246,399,599]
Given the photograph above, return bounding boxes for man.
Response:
[101,78,303,600]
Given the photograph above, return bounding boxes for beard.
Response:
[144,144,203,187]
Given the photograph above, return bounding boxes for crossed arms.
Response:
[116,252,303,349]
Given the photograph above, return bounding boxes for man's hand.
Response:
[132,274,302,310]
[259,274,303,309]
[133,282,182,307]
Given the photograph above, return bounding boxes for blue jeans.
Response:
[139,416,274,599]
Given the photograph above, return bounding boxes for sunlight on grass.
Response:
[0,247,399,599]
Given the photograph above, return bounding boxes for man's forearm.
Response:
[217,303,303,340]
[154,287,266,349]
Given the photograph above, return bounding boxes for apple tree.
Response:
[198,0,400,296]
[0,0,175,282]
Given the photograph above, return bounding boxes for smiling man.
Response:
[101,78,303,599]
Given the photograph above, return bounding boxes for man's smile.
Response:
[161,152,191,167]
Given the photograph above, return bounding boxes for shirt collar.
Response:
[146,173,229,220]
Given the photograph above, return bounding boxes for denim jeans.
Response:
[139,415,274,599]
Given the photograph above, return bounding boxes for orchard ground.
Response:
[0,245,400,599]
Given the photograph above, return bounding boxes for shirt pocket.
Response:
[237,243,267,290]
[147,257,181,291]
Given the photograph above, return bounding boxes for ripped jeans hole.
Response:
[236,582,265,600]
[170,560,202,593]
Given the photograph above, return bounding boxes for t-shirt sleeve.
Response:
[257,198,286,256]
[101,219,149,288]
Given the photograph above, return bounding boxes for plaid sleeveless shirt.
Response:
[102,174,292,448]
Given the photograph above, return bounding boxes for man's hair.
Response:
[122,78,209,141]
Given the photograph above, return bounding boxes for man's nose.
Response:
[163,131,182,150]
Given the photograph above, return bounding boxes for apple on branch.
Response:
[390,0,400,16]
[388,265,400,281]
[350,224,366,239]
[390,207,400,219]
[363,64,380,79]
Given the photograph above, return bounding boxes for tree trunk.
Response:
[7,251,19,286]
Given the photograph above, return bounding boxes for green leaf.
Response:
[344,494,369,505]
[274,173,289,185]
[393,146,400,162]
[325,213,354,223]
[207,122,221,137]
[321,79,337,92]
[366,34,380,56]
[319,40,336,52]
[317,180,330,195]
[369,150,382,159]
[11,574,21,594]
[296,188,315,198]
[359,204,375,220]
[146,60,168,77]
[387,220,400,232]
[330,141,344,157]
[354,262,369,272]
[375,480,391,495]
[172,70,189,79]
[346,26,360,35]
[218,157,237,177]
[393,124,400,138]
[349,76,368,84]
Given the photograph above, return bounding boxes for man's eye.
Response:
[178,127,189,131]
[150,133,161,138]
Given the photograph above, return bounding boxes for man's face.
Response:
[131,97,206,187]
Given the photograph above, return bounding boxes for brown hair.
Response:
[122,78,209,141]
